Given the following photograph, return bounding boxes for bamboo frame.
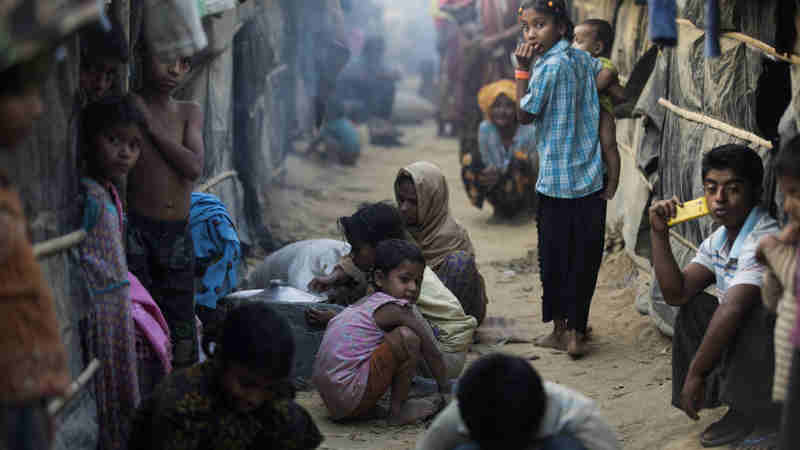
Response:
[658,98,773,149]
[618,142,654,191]
[33,230,88,259]
[676,18,800,65]
[198,170,238,192]
[47,359,101,416]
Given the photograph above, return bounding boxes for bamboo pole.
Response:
[669,229,699,253]
[617,142,654,191]
[33,230,88,259]
[658,98,773,149]
[198,170,238,192]
[676,18,800,65]
[111,0,131,93]
[47,359,101,417]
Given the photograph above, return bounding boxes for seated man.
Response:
[416,353,620,450]
[129,303,323,450]
[649,144,780,447]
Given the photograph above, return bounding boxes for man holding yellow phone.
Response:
[649,144,780,448]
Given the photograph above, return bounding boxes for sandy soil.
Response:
[265,119,726,449]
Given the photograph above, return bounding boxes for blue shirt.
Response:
[520,39,604,199]
[477,121,535,170]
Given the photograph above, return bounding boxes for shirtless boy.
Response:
[127,45,204,369]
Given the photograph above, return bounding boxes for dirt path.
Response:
[267,121,725,449]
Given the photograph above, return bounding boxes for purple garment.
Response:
[312,292,409,419]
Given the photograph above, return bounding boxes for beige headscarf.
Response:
[396,162,475,270]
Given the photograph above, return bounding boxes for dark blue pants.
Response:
[536,192,606,334]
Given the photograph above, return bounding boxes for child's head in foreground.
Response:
[0,53,53,148]
[339,202,406,271]
[774,135,800,227]
[457,353,546,449]
[80,21,130,103]
[217,302,295,413]
[372,239,425,303]
[82,95,146,183]
[573,19,613,58]
[518,0,574,54]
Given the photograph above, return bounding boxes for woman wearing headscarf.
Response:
[462,79,538,218]
[395,162,488,324]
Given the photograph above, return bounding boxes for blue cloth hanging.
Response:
[190,192,241,309]
[705,0,721,58]
[648,0,678,47]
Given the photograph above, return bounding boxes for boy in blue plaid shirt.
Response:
[514,0,610,358]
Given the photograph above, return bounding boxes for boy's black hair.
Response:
[373,239,425,275]
[0,52,54,96]
[219,302,295,379]
[80,20,130,67]
[82,95,147,142]
[775,134,800,178]
[701,144,764,197]
[519,0,574,41]
[457,353,546,450]
[339,202,406,249]
[581,19,614,58]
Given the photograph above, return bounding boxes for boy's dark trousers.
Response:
[126,212,199,369]
[536,191,606,334]
[780,349,800,449]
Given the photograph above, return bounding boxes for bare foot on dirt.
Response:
[535,330,566,351]
[387,397,441,426]
[567,331,588,358]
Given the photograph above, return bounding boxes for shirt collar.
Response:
[537,39,569,62]
[713,206,764,257]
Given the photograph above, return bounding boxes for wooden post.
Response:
[111,0,131,93]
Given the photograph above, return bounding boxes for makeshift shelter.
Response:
[571,0,796,335]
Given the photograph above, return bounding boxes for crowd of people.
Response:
[4,0,800,449]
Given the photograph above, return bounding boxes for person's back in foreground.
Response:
[649,144,780,447]
[129,302,323,450]
[127,42,205,368]
[416,353,620,450]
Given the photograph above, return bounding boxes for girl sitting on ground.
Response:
[313,239,449,425]
[307,202,477,378]
[77,96,145,449]
[396,161,489,324]
[462,79,538,219]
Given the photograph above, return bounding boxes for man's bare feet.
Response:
[535,330,567,350]
[387,397,441,426]
[567,330,587,358]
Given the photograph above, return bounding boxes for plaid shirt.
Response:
[521,40,604,199]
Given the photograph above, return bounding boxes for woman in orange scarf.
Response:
[462,79,538,218]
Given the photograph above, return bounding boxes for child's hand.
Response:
[305,307,336,327]
[602,178,619,201]
[648,196,681,233]
[777,222,800,244]
[514,42,538,70]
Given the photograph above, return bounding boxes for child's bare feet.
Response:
[387,397,441,426]
[567,330,587,358]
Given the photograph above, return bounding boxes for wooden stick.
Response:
[33,230,88,260]
[47,359,101,417]
[658,98,773,149]
[198,171,238,193]
[669,229,700,253]
[676,18,800,65]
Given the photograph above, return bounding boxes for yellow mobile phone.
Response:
[668,197,710,227]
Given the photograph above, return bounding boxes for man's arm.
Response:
[649,198,715,305]
[596,68,617,92]
[681,284,761,419]
[514,42,537,125]
[374,303,449,391]
[137,97,205,181]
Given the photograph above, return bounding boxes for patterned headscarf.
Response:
[477,79,517,119]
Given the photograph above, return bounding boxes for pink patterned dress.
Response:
[78,178,140,450]
[312,292,409,419]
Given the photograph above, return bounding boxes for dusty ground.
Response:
[265,118,726,449]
